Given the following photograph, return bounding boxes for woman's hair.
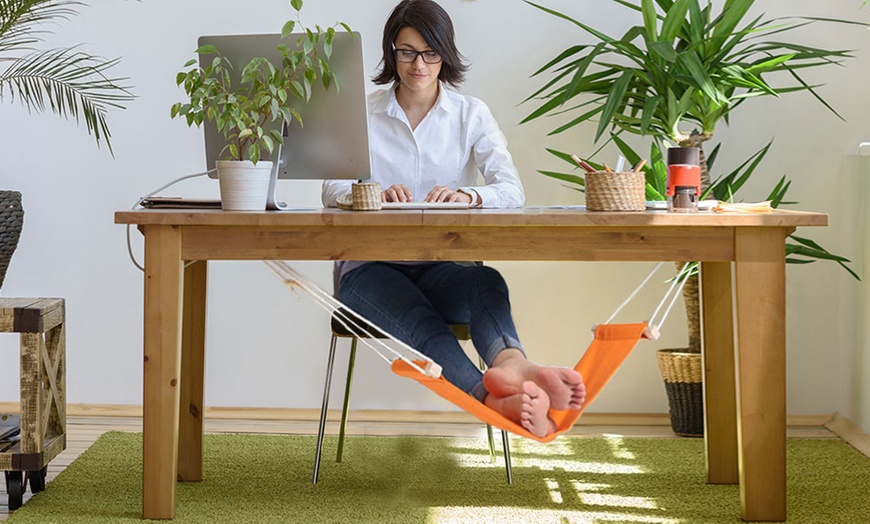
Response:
[372,0,469,87]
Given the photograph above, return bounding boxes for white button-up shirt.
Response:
[322,83,524,208]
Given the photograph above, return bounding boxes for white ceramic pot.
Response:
[216,160,273,211]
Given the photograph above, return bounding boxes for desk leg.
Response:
[734,227,788,522]
[143,225,183,520]
[700,261,738,484]
[178,260,207,482]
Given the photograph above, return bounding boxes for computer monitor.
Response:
[197,31,371,209]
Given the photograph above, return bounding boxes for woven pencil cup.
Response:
[351,182,382,211]
[656,349,704,437]
[585,171,646,211]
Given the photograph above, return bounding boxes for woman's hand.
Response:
[382,184,413,202]
[425,186,475,204]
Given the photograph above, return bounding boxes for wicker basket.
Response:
[585,171,646,211]
[336,192,353,210]
[0,190,24,290]
[656,349,704,437]
[351,182,382,211]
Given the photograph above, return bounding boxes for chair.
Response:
[312,308,513,484]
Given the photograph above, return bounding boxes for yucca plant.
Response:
[0,0,134,155]
[523,0,863,354]
[523,0,864,189]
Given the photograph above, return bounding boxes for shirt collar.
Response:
[381,81,458,119]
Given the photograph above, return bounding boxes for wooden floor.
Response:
[0,414,839,521]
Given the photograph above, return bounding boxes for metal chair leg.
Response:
[312,335,339,484]
[336,338,358,463]
[477,357,497,462]
[485,424,497,462]
[479,356,512,482]
[501,429,513,484]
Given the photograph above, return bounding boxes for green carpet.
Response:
[7,432,870,523]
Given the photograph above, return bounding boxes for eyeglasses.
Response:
[393,47,442,64]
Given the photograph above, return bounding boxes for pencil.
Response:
[603,163,613,173]
[570,154,596,173]
[632,159,647,173]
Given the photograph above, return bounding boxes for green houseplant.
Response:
[522,0,863,435]
[170,0,350,211]
[0,0,133,289]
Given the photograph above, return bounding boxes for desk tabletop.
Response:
[115,207,828,228]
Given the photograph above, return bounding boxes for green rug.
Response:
[7,432,870,523]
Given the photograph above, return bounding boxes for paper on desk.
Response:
[712,201,773,213]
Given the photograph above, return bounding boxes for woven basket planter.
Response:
[585,171,646,211]
[0,190,24,290]
[656,348,704,437]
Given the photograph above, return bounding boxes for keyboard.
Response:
[380,201,470,210]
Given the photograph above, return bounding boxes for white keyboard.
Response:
[380,201,471,210]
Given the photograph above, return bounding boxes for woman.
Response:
[322,0,584,438]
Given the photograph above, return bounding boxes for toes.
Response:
[519,382,552,437]
[560,368,584,385]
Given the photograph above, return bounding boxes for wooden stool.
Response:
[0,298,66,510]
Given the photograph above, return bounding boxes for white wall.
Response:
[848,147,870,432]
[1,0,868,426]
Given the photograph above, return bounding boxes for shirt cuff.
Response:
[458,187,480,207]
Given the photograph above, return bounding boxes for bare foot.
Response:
[485,381,555,438]
[484,349,586,410]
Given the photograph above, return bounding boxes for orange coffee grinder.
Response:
[666,147,701,213]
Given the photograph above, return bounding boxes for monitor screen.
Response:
[197,32,371,186]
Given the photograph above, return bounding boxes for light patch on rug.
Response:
[427,506,682,523]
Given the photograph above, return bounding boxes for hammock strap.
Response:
[602,261,692,340]
[646,262,692,337]
[262,261,442,378]
[604,262,665,325]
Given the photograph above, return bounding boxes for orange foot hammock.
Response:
[264,261,687,443]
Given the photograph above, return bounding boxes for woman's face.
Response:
[393,26,442,97]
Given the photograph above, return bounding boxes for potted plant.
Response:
[170,0,350,211]
[521,0,863,435]
[0,0,134,289]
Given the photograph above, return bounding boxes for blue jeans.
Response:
[339,262,525,401]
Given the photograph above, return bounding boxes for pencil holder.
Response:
[351,182,382,211]
[584,171,646,211]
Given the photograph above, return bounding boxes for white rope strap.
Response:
[645,262,693,339]
[262,261,443,378]
[604,262,665,325]
[601,261,692,340]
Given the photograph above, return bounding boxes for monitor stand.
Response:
[266,162,288,210]
[266,146,288,210]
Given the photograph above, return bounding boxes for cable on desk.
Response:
[126,169,215,272]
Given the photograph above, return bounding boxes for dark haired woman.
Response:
[323,0,584,438]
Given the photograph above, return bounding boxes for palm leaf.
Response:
[595,70,634,141]
[786,236,861,281]
[1,47,134,154]
[0,0,134,154]
[0,0,80,53]
[538,169,586,189]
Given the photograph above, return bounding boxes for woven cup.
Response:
[585,171,646,211]
[351,182,382,211]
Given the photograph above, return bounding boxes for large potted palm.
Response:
[522,0,863,435]
[0,0,134,289]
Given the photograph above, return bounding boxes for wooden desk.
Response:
[114,207,827,521]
